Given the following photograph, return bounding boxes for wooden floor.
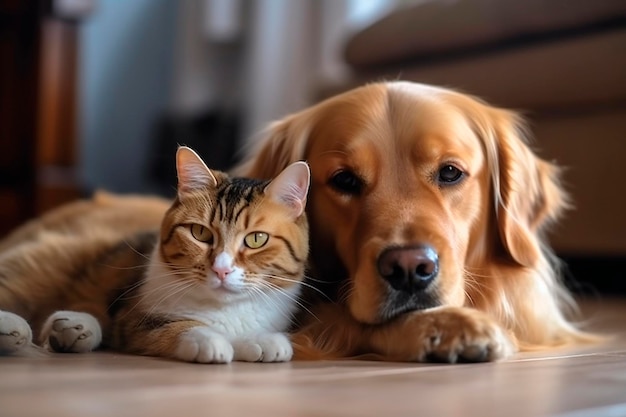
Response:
[3,297,626,417]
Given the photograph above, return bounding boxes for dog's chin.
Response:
[349,285,442,324]
[377,289,442,322]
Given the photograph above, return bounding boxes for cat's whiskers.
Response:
[113,269,196,323]
[248,279,320,322]
[111,268,187,300]
[244,285,280,317]
[94,237,156,271]
[135,279,197,329]
[303,274,343,285]
[117,280,193,323]
[137,275,193,300]
[98,264,147,271]
[103,261,191,314]
[248,273,332,302]
[245,283,305,325]
[122,238,154,261]
[336,281,354,306]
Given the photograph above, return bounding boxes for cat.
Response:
[0,146,310,363]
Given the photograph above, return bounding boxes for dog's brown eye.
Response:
[329,170,364,195]
[438,165,464,185]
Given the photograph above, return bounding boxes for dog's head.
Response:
[235,81,567,324]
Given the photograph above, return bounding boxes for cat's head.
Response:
[157,146,310,303]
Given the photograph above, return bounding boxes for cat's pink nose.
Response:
[212,252,234,280]
[212,264,233,280]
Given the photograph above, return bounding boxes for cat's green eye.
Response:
[244,232,269,249]
[190,224,213,243]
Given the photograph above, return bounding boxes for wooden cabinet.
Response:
[0,0,82,235]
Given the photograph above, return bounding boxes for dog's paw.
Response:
[0,311,33,355]
[373,307,515,363]
[232,333,293,363]
[414,307,514,363]
[176,327,234,364]
[41,311,102,353]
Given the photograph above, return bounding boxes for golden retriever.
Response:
[234,81,594,362]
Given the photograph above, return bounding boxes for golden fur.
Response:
[234,81,596,362]
[0,191,170,340]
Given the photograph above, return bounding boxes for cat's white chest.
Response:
[181,294,296,336]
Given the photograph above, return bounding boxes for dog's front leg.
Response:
[368,306,516,363]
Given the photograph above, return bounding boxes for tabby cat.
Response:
[0,147,310,363]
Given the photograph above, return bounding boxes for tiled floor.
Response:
[2,298,625,417]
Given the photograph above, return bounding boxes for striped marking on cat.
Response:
[212,177,268,224]
[269,263,302,279]
[274,235,306,264]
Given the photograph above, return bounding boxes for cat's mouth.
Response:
[208,276,243,294]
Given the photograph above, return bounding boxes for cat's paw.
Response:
[176,327,234,364]
[233,332,293,363]
[0,311,32,355]
[40,311,102,353]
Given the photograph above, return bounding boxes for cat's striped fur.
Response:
[0,147,310,363]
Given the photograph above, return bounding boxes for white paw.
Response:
[176,327,234,364]
[41,311,102,353]
[233,333,293,363]
[0,311,33,355]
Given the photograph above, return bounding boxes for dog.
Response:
[233,81,594,362]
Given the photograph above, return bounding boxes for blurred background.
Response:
[1,0,625,293]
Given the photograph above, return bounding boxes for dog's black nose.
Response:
[377,245,439,292]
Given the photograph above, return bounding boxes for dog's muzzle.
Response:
[377,245,439,293]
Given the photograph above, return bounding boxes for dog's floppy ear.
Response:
[485,110,568,267]
[232,112,311,180]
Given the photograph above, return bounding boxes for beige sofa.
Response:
[341,0,626,256]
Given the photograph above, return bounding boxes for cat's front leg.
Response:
[176,327,234,363]
[0,310,33,355]
[232,332,293,363]
[40,311,102,353]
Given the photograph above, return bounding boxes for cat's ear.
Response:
[264,161,310,218]
[176,146,218,195]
